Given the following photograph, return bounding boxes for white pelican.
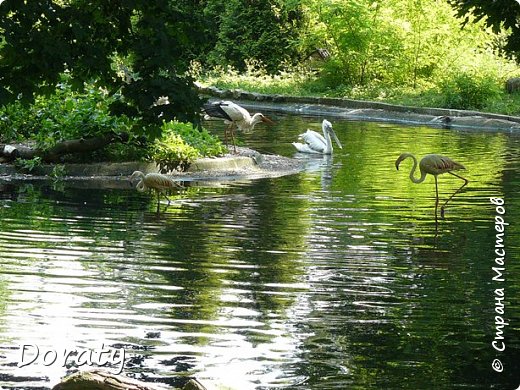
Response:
[203,100,274,151]
[395,153,468,219]
[292,119,342,154]
[130,171,179,212]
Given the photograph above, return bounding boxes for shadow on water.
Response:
[0,116,519,389]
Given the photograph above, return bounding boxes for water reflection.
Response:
[0,116,519,389]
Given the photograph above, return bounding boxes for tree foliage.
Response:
[0,0,518,131]
[294,0,515,91]
[204,0,304,73]
[447,0,520,57]
[304,0,407,86]
[0,0,206,128]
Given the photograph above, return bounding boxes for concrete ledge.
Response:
[0,164,17,176]
[0,156,255,178]
[0,161,158,177]
[0,148,304,184]
[199,85,520,131]
[187,155,256,172]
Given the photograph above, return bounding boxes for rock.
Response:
[51,370,168,390]
[182,379,207,390]
[52,370,208,390]
[251,92,265,101]
[505,77,520,94]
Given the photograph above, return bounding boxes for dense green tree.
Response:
[300,0,410,86]
[294,0,514,92]
[448,0,520,58]
[0,0,206,132]
[205,0,304,73]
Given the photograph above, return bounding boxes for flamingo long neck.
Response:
[407,155,427,184]
[132,172,147,192]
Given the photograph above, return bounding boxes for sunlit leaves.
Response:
[447,0,520,57]
[0,78,131,149]
[150,121,225,172]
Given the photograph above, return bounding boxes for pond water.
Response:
[0,115,519,389]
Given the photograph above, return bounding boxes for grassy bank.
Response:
[198,63,520,116]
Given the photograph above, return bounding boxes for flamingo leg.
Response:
[155,190,160,214]
[154,190,170,214]
[434,175,439,220]
[163,192,172,207]
[440,172,468,218]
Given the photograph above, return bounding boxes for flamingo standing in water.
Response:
[395,153,468,218]
[292,119,342,154]
[130,171,179,213]
[203,100,274,152]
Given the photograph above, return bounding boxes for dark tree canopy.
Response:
[0,0,207,127]
[448,0,520,57]
[205,0,304,73]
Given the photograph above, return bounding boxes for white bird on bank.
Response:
[130,171,179,213]
[292,119,342,154]
[203,100,274,151]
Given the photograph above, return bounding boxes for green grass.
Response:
[199,65,520,116]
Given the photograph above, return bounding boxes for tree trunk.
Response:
[1,132,129,163]
[1,143,37,160]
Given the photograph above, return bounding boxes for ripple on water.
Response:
[1,119,520,389]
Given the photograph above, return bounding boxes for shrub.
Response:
[14,157,43,173]
[151,133,199,172]
[0,78,132,150]
[0,100,30,142]
[438,72,501,110]
[32,82,132,150]
[149,121,226,172]
[168,121,226,158]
